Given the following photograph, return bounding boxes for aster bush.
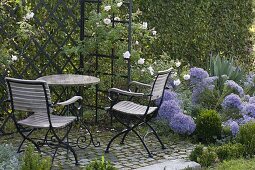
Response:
[222,93,242,110]
[158,100,181,120]
[190,67,209,85]
[169,113,196,135]
[223,80,244,97]
[155,90,180,106]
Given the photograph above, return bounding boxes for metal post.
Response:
[79,0,85,117]
[127,0,133,84]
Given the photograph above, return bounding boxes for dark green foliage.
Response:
[215,143,245,161]
[237,122,255,157]
[197,89,219,110]
[85,156,118,170]
[21,144,51,170]
[135,0,254,67]
[196,109,222,143]
[197,147,217,167]
[189,144,204,162]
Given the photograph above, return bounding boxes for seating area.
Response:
[1,0,255,170]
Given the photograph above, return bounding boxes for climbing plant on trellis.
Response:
[0,0,133,134]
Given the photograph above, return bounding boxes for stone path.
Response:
[136,159,201,170]
[1,128,196,169]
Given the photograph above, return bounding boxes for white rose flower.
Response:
[103,18,111,25]
[148,66,154,75]
[137,58,145,65]
[152,30,157,35]
[141,22,148,29]
[175,61,181,67]
[11,55,18,61]
[25,12,34,20]
[123,51,131,59]
[183,74,190,80]
[135,41,139,45]
[104,5,111,11]
[114,17,121,21]
[117,2,123,7]
[173,79,181,86]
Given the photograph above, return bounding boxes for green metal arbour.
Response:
[0,0,132,134]
[80,0,132,122]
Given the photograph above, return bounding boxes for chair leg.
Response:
[105,129,129,153]
[145,122,166,149]
[51,123,79,165]
[120,129,131,144]
[131,128,153,158]
[17,128,35,152]
[16,126,41,153]
[51,146,59,166]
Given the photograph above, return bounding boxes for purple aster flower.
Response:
[169,113,196,135]
[242,103,255,118]
[158,100,182,121]
[237,115,254,125]
[155,90,180,106]
[230,121,239,137]
[249,96,255,104]
[191,76,218,104]
[222,93,242,110]
[190,67,209,85]
[224,80,244,97]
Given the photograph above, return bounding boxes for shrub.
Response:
[196,109,222,143]
[237,121,255,157]
[21,144,51,170]
[215,143,245,161]
[189,144,204,162]
[0,144,20,169]
[85,156,117,170]
[197,147,217,167]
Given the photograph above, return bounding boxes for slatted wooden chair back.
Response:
[150,69,172,102]
[5,77,52,116]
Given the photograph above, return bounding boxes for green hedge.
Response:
[135,0,254,68]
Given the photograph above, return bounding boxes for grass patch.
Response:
[209,158,255,170]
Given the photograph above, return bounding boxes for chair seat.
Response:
[112,101,157,116]
[18,114,76,128]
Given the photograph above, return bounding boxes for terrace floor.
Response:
[0,122,196,170]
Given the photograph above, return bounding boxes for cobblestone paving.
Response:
[1,128,195,170]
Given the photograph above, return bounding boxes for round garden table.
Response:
[37,74,100,86]
[37,74,100,148]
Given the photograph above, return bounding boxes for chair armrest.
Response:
[56,96,83,106]
[109,88,145,97]
[129,81,152,88]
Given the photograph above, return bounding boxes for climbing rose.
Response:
[123,51,130,59]
[137,58,145,65]
[103,18,111,25]
[104,5,111,11]
[117,2,123,7]
[183,74,190,80]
